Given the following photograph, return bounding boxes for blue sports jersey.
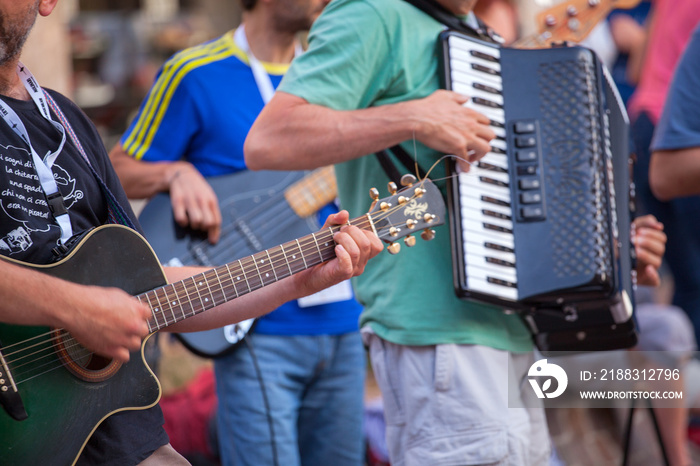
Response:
[121,31,362,335]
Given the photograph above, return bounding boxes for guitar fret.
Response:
[138,295,155,333]
[174,279,196,319]
[238,259,252,293]
[196,273,215,309]
[266,250,279,281]
[154,287,173,325]
[206,269,226,306]
[213,267,230,302]
[224,264,239,298]
[164,284,179,323]
[311,233,324,262]
[183,277,205,314]
[280,243,293,275]
[149,289,167,329]
[252,255,266,287]
[171,281,194,321]
[295,239,308,269]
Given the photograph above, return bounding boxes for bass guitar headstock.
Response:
[367,175,446,254]
[515,0,642,49]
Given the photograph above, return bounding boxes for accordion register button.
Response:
[518,178,540,190]
[517,165,537,176]
[516,149,537,162]
[514,121,536,133]
[516,136,537,148]
[520,192,542,204]
[521,206,544,218]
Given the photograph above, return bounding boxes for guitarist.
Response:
[0,1,382,465]
[108,0,370,465]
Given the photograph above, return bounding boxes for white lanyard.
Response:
[0,63,72,244]
[233,25,303,104]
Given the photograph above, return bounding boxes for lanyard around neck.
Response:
[233,25,303,104]
[0,62,72,245]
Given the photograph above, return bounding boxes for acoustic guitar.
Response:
[0,177,444,465]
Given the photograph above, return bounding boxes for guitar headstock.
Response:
[367,175,446,254]
[515,0,642,48]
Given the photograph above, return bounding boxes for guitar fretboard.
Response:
[139,218,366,332]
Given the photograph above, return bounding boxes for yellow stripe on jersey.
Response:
[124,34,234,157]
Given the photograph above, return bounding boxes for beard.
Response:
[0,1,41,66]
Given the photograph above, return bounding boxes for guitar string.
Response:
[3,230,343,370]
[174,176,329,266]
[1,228,342,364]
[6,228,354,382]
[202,201,314,267]
[3,195,427,382]
[200,196,297,260]
[141,222,359,330]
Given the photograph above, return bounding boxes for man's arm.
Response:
[0,259,152,364]
[109,144,222,243]
[0,212,381,362]
[649,147,700,201]
[164,211,382,333]
[244,90,496,172]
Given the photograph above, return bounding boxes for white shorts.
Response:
[364,330,550,466]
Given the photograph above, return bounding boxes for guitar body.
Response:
[138,170,320,268]
[0,226,165,466]
[138,170,321,358]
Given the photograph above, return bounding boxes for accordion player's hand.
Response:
[633,215,666,287]
[411,90,495,169]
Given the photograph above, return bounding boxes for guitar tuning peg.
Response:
[404,235,416,247]
[421,229,435,241]
[387,242,401,255]
[400,174,417,187]
[369,187,379,201]
[387,182,397,195]
[423,213,436,223]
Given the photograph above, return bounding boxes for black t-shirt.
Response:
[0,89,169,465]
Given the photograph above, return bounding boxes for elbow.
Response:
[648,152,676,202]
[243,132,268,171]
[649,175,675,202]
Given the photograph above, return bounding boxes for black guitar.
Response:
[0,178,445,465]
[138,167,338,357]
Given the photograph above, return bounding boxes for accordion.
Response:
[440,30,637,352]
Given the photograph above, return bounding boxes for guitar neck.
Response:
[137,176,445,331]
[284,166,337,218]
[140,216,367,332]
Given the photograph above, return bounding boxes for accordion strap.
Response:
[401,0,502,43]
[375,145,427,186]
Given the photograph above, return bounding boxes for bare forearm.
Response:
[108,144,187,199]
[245,92,419,170]
[246,91,494,171]
[649,147,700,200]
[0,261,73,328]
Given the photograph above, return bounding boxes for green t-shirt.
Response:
[279,0,532,352]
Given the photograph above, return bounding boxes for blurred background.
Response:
[22,0,242,152]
